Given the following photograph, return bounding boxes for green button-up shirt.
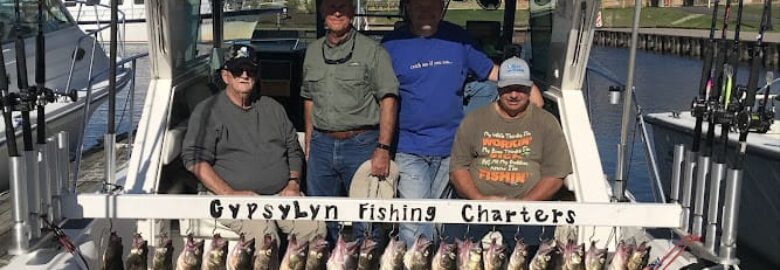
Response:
[301,30,399,131]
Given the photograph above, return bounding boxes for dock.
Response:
[594,27,780,70]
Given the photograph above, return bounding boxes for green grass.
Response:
[240,4,779,33]
[443,9,529,27]
[599,6,780,32]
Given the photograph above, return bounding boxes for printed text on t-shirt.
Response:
[478,131,532,185]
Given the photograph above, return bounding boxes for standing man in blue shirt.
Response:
[382,0,543,245]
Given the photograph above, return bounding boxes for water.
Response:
[585,46,773,202]
[83,45,150,148]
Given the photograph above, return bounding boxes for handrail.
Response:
[86,52,149,85]
[585,64,667,203]
[69,0,127,56]
[70,51,149,193]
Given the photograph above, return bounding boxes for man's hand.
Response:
[370,148,390,179]
[279,180,301,196]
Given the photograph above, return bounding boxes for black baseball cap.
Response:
[222,44,257,71]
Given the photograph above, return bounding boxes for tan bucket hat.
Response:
[349,160,400,199]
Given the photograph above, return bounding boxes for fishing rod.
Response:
[12,0,44,241]
[689,0,719,167]
[2,21,32,255]
[692,1,734,235]
[735,0,771,160]
[704,0,734,158]
[0,26,19,160]
[103,0,119,192]
[715,0,745,164]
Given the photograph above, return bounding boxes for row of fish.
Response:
[100,232,651,270]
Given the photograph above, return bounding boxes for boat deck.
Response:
[0,143,131,267]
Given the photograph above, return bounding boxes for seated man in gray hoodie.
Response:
[181,44,324,247]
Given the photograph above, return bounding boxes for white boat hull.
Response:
[646,112,780,268]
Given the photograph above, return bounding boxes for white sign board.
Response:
[63,194,683,228]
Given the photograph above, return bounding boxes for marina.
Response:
[0,0,778,269]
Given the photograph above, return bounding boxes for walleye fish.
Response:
[228,234,255,270]
[176,234,204,270]
[606,240,632,270]
[126,233,149,270]
[152,234,174,270]
[456,238,482,270]
[482,238,506,270]
[529,239,557,270]
[282,234,309,270]
[431,241,456,270]
[378,235,406,270]
[626,241,650,270]
[305,235,329,270]
[506,238,528,270]
[102,232,124,270]
[254,234,280,270]
[403,235,433,270]
[202,234,229,270]
[558,240,585,270]
[584,242,607,270]
[326,234,359,270]
[357,237,379,270]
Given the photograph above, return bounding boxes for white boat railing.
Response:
[68,0,128,56]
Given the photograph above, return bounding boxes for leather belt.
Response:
[317,127,376,140]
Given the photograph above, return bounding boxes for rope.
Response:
[41,217,91,270]
[656,234,700,270]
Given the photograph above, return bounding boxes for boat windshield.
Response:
[216,0,529,49]
[1,0,75,44]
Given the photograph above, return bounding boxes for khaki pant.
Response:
[220,218,326,250]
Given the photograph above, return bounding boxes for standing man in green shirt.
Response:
[301,0,399,243]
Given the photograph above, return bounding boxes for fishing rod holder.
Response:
[8,131,73,255]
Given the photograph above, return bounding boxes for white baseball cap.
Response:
[497,56,533,88]
[349,160,400,199]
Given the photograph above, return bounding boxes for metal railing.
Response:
[584,64,666,203]
[63,16,148,192]
[69,0,128,57]
[70,51,148,193]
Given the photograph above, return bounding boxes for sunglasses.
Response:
[323,35,356,65]
[499,85,531,93]
[226,65,257,78]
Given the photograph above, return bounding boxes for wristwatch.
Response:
[376,143,391,151]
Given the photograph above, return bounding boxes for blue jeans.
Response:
[395,152,452,246]
[306,129,379,243]
[463,81,497,114]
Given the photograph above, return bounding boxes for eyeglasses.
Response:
[226,65,257,78]
[322,35,356,65]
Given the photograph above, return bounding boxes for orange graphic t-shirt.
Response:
[450,104,572,199]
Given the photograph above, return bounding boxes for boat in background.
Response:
[63,0,288,42]
[646,107,780,267]
[0,0,134,191]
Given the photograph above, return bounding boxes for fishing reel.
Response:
[735,105,774,134]
[6,86,78,113]
[690,96,709,120]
